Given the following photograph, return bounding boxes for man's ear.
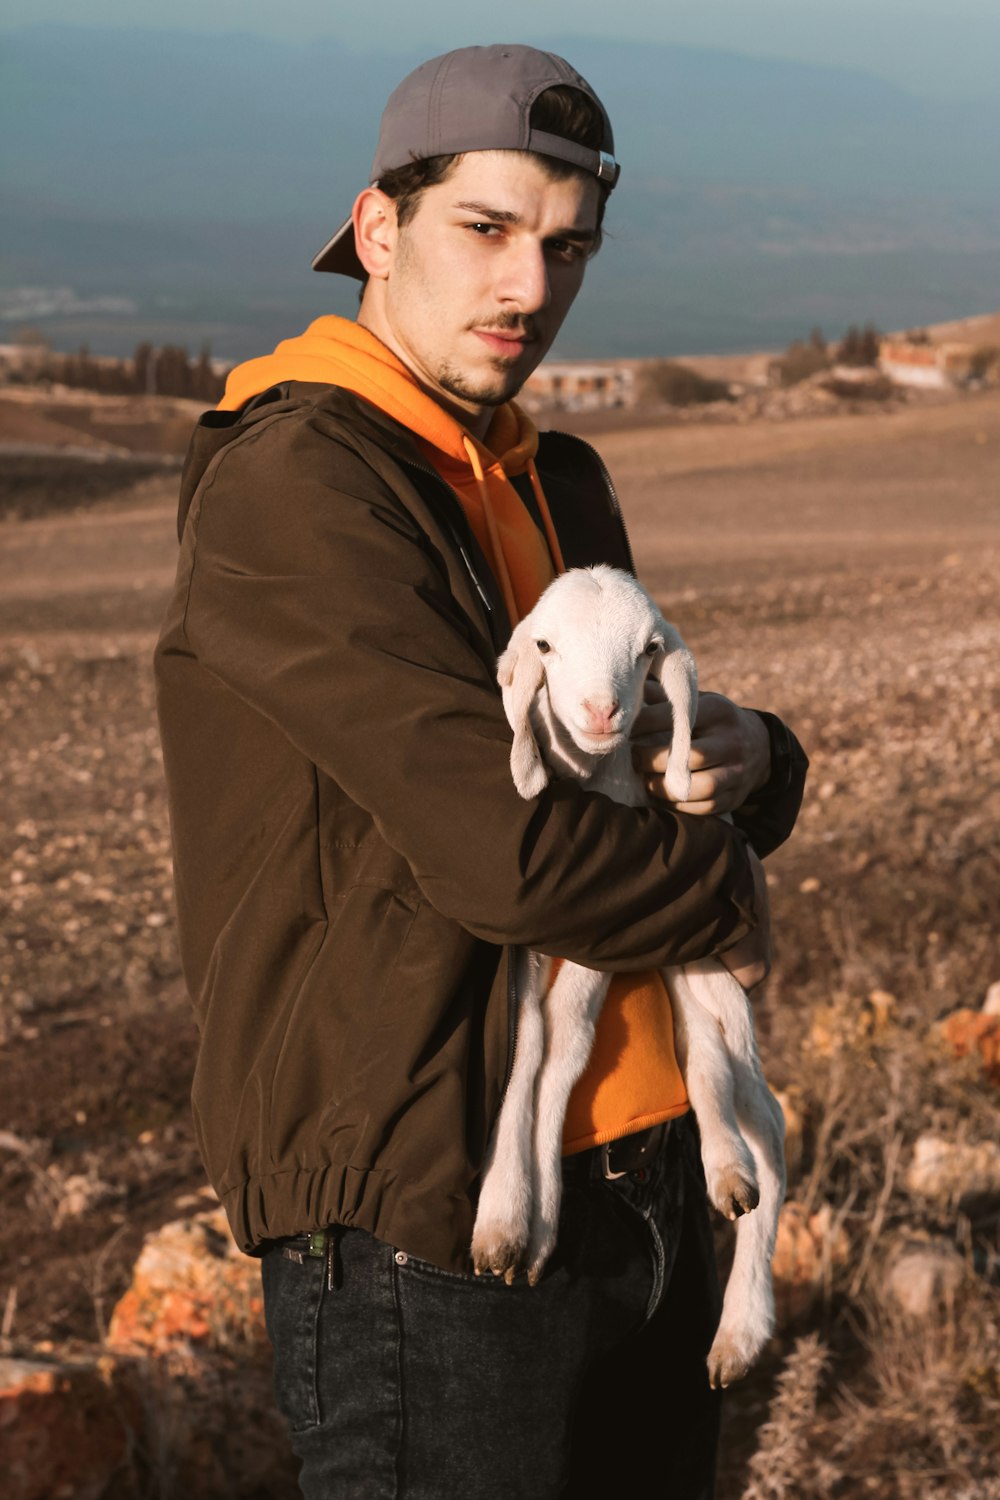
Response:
[650,615,698,803]
[353,187,397,281]
[497,620,549,799]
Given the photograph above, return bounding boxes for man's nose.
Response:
[498,242,551,310]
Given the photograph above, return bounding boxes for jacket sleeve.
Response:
[179,411,760,971]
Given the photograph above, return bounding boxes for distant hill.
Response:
[918,310,1000,346]
[3,26,999,359]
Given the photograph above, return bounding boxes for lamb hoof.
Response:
[708,1165,760,1220]
[707,1335,753,1390]
[526,1252,551,1287]
[471,1235,526,1282]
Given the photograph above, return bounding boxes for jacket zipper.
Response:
[398,445,628,1114]
[398,454,505,645]
[398,453,521,1111]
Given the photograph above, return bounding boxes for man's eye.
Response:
[547,239,583,262]
[467,222,500,236]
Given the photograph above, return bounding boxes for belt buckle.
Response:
[600,1142,629,1181]
[602,1123,668,1180]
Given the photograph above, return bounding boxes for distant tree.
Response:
[837,322,882,367]
[133,342,154,395]
[837,326,862,365]
[192,342,227,403]
[778,328,831,386]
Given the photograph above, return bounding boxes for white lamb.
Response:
[471,565,786,1388]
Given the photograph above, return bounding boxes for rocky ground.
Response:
[1,385,998,1497]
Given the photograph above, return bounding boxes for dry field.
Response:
[1,388,998,1496]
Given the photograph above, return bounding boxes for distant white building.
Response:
[521,360,634,412]
[879,338,980,390]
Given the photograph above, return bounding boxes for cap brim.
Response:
[311,216,365,278]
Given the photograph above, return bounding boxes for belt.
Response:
[564,1120,672,1182]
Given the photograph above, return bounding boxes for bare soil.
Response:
[1,387,998,1493]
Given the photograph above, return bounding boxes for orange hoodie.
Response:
[219,315,689,1150]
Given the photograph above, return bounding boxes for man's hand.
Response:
[718,847,771,991]
[632,688,771,816]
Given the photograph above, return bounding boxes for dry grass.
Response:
[1,388,998,1495]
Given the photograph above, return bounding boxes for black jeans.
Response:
[260,1119,722,1499]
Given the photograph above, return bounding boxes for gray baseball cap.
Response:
[312,44,619,278]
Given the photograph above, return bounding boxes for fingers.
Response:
[643,776,745,816]
[632,732,730,774]
[636,749,747,814]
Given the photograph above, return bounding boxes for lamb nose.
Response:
[582,698,619,732]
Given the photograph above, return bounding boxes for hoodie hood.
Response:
[218,315,564,621]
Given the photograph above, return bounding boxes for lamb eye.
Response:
[536,640,551,655]
[644,640,662,658]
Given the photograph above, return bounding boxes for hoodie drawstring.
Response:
[527,458,566,577]
[463,435,520,626]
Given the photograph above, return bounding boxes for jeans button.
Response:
[394,1250,408,1265]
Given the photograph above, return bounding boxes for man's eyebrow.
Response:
[452,200,521,225]
[452,200,597,242]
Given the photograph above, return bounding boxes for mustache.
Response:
[469,314,541,341]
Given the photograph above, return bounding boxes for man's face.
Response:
[362,151,601,427]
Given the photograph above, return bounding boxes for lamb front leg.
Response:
[471,950,549,1282]
[526,964,611,1285]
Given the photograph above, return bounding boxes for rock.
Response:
[808,989,896,1058]
[935,1008,1000,1086]
[107,1206,266,1356]
[51,1171,120,1228]
[771,1200,850,1324]
[883,1237,966,1318]
[905,1133,1000,1202]
[0,1353,138,1500]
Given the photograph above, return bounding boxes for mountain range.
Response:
[3,26,999,359]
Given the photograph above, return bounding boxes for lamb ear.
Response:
[650,617,699,803]
[497,619,549,799]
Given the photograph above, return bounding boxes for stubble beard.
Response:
[434,357,526,410]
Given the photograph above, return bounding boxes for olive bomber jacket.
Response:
[153,383,808,1271]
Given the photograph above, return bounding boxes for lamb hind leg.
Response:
[526,964,611,1284]
[708,1039,786,1386]
[666,967,760,1220]
[679,959,786,1386]
[707,1089,785,1386]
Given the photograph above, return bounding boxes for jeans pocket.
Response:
[261,1246,325,1432]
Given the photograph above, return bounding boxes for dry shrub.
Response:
[819,372,895,402]
[830,1284,1000,1497]
[741,1334,835,1499]
[775,330,830,386]
[638,359,734,406]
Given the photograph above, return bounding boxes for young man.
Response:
[155,45,806,1499]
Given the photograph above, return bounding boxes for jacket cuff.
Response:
[731,710,809,859]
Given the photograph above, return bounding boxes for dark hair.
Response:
[377,84,611,251]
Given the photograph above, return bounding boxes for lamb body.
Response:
[470,565,786,1387]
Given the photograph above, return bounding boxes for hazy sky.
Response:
[2,0,997,101]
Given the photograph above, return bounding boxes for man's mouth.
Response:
[472,328,536,358]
